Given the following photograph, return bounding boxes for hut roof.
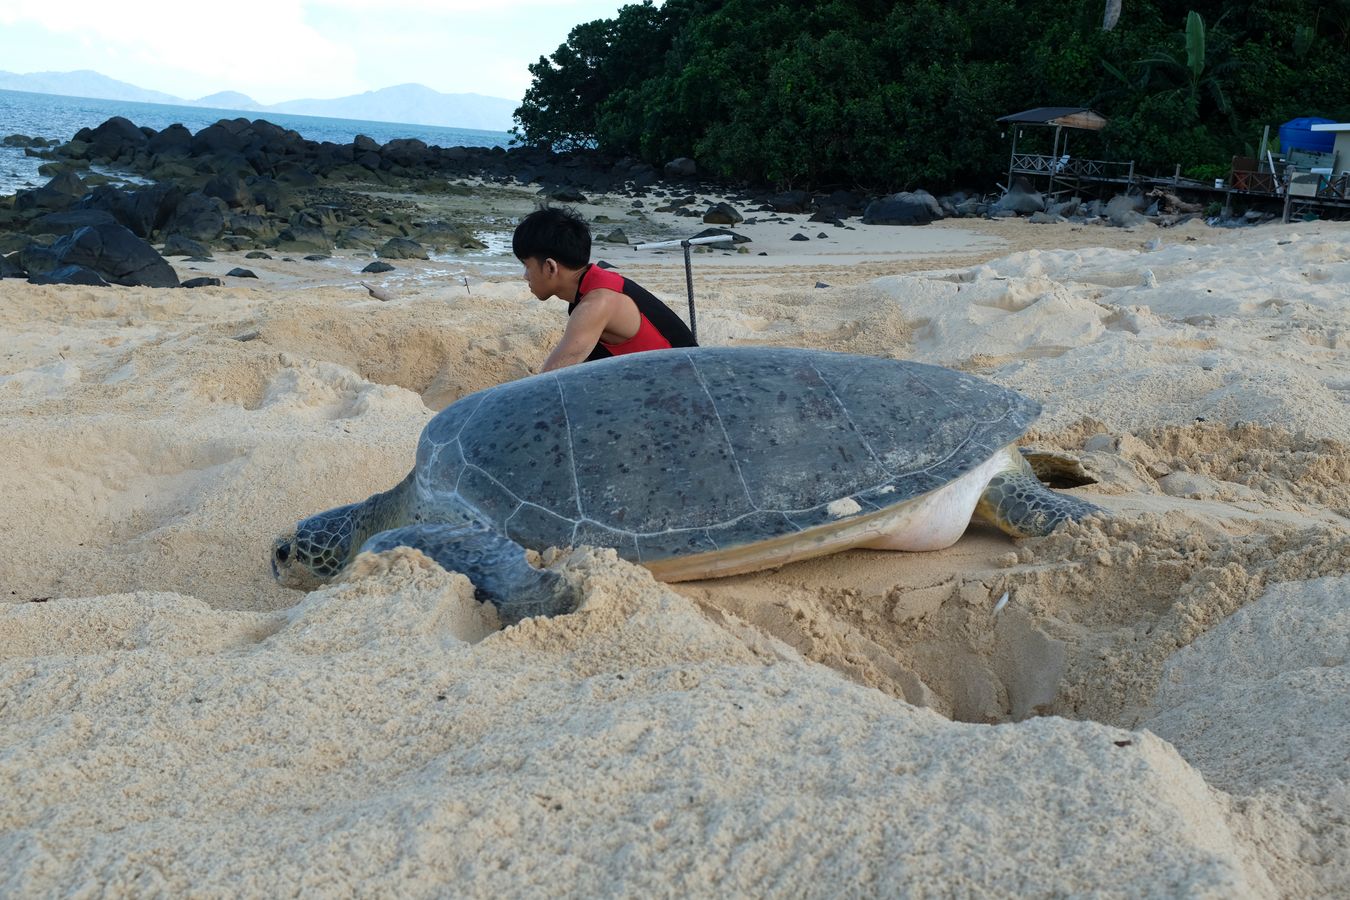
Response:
[997,108,1108,130]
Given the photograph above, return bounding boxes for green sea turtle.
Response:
[272,347,1102,621]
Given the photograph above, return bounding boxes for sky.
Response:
[0,0,645,104]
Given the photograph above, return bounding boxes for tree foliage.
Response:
[514,0,1350,190]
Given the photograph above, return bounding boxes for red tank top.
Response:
[577,266,673,356]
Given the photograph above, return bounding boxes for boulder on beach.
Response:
[162,235,214,258]
[28,264,110,286]
[165,192,228,243]
[377,238,430,260]
[22,223,179,288]
[664,157,697,179]
[862,190,944,226]
[992,184,1047,215]
[703,202,744,225]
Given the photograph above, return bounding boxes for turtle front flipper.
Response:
[359,523,578,622]
[975,448,1105,538]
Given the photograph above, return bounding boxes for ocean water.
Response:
[0,89,514,195]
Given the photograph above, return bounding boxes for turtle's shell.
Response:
[416,347,1038,564]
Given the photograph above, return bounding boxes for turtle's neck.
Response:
[353,471,416,546]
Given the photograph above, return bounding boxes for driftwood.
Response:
[1147,188,1203,215]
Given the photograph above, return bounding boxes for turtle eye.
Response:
[275,543,291,563]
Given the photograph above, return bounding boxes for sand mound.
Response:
[0,551,1272,896]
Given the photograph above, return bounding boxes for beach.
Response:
[1,186,1347,896]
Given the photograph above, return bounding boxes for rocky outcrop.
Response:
[23,223,179,287]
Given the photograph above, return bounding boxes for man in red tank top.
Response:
[513,207,697,372]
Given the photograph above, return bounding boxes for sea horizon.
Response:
[0,88,515,195]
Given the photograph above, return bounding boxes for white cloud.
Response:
[0,0,364,101]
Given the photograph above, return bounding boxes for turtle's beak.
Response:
[271,536,290,579]
[270,530,323,590]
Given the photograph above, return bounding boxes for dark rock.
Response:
[382,138,431,168]
[245,250,273,259]
[14,171,86,212]
[83,116,149,161]
[955,198,987,217]
[227,214,274,240]
[204,173,252,208]
[275,224,331,253]
[992,185,1046,215]
[1106,195,1147,227]
[598,228,628,244]
[335,226,383,250]
[1,252,26,278]
[808,211,844,226]
[78,183,184,238]
[225,267,258,278]
[703,202,743,225]
[31,209,118,234]
[862,190,943,225]
[1028,211,1066,224]
[691,227,751,246]
[353,134,381,153]
[162,234,213,257]
[767,190,813,213]
[30,264,109,286]
[377,237,429,260]
[3,134,38,147]
[147,123,192,157]
[181,276,223,288]
[362,260,395,273]
[814,281,830,289]
[27,224,179,287]
[1047,198,1080,217]
[790,233,810,241]
[303,254,330,261]
[415,221,486,250]
[664,157,697,179]
[165,192,228,242]
[546,186,588,203]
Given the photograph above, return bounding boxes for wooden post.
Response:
[1007,127,1019,194]
[1048,124,1062,196]
[1282,172,1294,223]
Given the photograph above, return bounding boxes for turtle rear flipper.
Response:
[977,450,1105,538]
[359,523,578,622]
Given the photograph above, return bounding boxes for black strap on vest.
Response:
[568,265,698,361]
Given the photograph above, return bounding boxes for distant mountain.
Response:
[192,91,263,111]
[0,70,518,132]
[0,69,180,105]
[269,83,517,132]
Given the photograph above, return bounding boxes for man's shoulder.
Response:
[581,265,627,295]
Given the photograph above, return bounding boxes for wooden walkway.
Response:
[1009,153,1350,219]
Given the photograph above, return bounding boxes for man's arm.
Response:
[540,294,616,372]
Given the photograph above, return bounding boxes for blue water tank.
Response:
[1279,117,1336,155]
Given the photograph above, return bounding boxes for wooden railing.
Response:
[1229,169,1277,193]
[1010,154,1134,180]
[1317,173,1350,200]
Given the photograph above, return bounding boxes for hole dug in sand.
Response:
[678,421,1350,733]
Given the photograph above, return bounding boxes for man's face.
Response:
[521,257,557,301]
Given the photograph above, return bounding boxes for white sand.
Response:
[1,207,1348,896]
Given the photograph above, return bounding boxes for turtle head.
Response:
[271,503,364,590]
[271,475,418,590]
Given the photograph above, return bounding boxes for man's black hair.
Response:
[512,206,591,269]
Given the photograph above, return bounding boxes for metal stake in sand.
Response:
[632,234,733,342]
